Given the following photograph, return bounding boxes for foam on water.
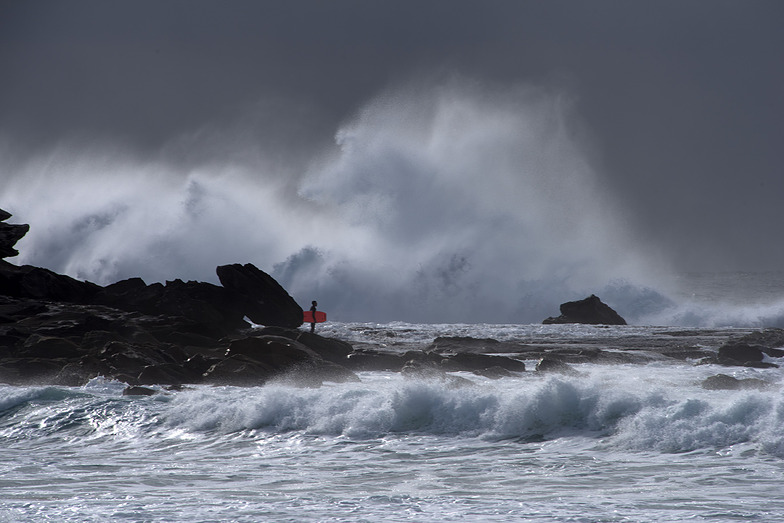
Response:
[4,364,781,456]
[2,344,784,521]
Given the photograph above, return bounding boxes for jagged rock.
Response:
[216,263,303,328]
[95,278,248,337]
[0,263,101,303]
[543,295,627,325]
[0,209,29,259]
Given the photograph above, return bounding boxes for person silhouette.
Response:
[309,300,318,333]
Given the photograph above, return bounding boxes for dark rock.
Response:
[21,334,82,359]
[202,354,276,386]
[0,357,64,383]
[0,263,100,303]
[123,386,157,396]
[216,263,303,328]
[225,336,316,365]
[52,362,97,387]
[473,366,516,379]
[717,343,778,367]
[346,349,406,371]
[535,356,579,375]
[718,343,764,363]
[725,329,784,358]
[216,335,358,386]
[257,326,353,364]
[184,353,220,375]
[136,363,199,385]
[95,278,249,338]
[543,295,627,325]
[701,374,770,390]
[0,209,29,259]
[441,352,526,372]
[430,336,500,352]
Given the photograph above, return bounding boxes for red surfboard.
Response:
[303,310,327,323]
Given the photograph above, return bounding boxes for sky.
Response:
[1,0,783,323]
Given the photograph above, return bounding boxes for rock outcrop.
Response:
[0,210,29,259]
[543,294,627,325]
[0,207,325,386]
[217,263,303,328]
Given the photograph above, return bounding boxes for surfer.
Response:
[310,301,318,333]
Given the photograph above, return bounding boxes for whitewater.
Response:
[2,322,784,522]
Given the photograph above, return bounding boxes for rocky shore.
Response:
[1,208,782,392]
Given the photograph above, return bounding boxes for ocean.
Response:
[2,321,783,522]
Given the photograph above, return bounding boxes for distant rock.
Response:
[701,374,769,390]
[0,209,30,259]
[543,295,627,325]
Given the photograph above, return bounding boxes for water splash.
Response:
[5,77,777,324]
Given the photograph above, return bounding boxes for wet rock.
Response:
[52,362,97,387]
[440,352,526,373]
[723,330,784,358]
[535,356,579,375]
[473,366,516,379]
[136,362,200,385]
[701,374,769,390]
[216,335,358,386]
[543,295,626,325]
[717,343,779,368]
[257,326,353,364]
[123,386,157,396]
[202,354,276,386]
[346,349,406,371]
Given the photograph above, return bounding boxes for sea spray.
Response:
[4,79,784,326]
[1,78,665,324]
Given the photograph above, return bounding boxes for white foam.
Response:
[161,366,784,456]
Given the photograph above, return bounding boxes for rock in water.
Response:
[543,294,627,325]
[0,209,30,259]
[216,263,303,328]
